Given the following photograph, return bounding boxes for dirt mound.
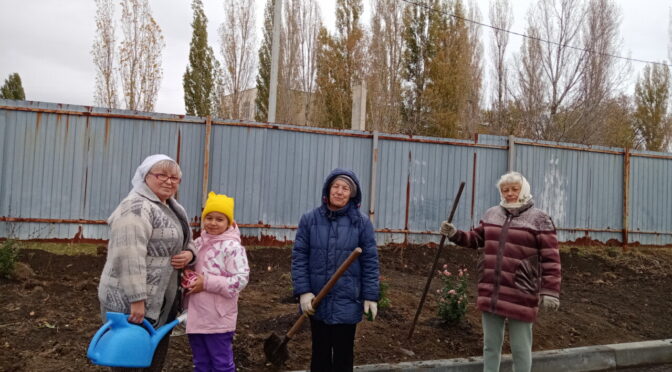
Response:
[2,245,672,371]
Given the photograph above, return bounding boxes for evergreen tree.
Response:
[0,73,26,100]
[255,0,274,122]
[183,0,216,117]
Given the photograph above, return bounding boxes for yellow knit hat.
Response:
[202,191,235,224]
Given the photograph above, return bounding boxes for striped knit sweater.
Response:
[98,182,193,322]
[450,201,561,323]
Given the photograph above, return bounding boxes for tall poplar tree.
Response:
[425,0,481,138]
[183,0,216,117]
[255,0,274,122]
[367,0,404,133]
[400,0,436,135]
[314,0,364,128]
[92,0,118,108]
[118,0,165,112]
[633,63,671,151]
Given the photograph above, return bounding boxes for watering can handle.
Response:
[140,318,157,336]
[87,320,112,359]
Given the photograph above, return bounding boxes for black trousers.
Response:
[309,317,357,372]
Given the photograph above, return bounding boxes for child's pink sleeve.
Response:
[203,241,250,298]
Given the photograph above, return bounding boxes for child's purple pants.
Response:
[188,332,236,372]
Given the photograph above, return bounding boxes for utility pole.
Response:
[268,0,282,123]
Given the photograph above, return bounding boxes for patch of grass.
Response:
[19,242,101,256]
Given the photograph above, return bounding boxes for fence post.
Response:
[369,131,379,224]
[202,116,212,209]
[508,135,516,171]
[622,148,630,251]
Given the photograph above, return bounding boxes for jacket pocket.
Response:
[514,255,540,295]
[215,295,236,318]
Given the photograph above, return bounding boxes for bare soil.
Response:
[2,244,672,372]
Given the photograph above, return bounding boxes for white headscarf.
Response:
[131,154,175,190]
[496,171,533,208]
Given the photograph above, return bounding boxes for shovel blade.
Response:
[263,332,290,366]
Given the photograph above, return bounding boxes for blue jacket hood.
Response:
[321,168,363,209]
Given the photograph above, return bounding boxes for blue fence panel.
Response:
[2,100,672,246]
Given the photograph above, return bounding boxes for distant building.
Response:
[220,87,315,126]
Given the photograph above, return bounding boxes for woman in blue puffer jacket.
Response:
[291,168,380,372]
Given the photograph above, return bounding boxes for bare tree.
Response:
[488,0,512,134]
[92,0,118,108]
[217,0,256,119]
[571,0,627,143]
[294,0,321,124]
[367,0,405,133]
[118,0,164,112]
[515,0,588,140]
[277,0,321,125]
[513,24,547,139]
[514,0,627,144]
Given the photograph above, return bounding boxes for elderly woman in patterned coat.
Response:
[440,171,561,372]
[97,154,194,371]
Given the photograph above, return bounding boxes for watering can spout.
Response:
[152,312,187,348]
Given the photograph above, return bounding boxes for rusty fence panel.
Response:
[1,99,672,246]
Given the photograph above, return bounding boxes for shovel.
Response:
[264,247,363,366]
[407,181,465,340]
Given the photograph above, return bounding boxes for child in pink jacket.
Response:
[182,191,250,372]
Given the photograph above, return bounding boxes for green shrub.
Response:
[378,276,391,310]
[0,239,20,278]
[437,265,470,323]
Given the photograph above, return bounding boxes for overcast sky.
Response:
[0,0,669,115]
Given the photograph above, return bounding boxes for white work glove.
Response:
[540,295,560,311]
[300,292,315,315]
[364,300,378,321]
[440,221,457,238]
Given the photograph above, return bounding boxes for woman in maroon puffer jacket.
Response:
[440,171,561,372]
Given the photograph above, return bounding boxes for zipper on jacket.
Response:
[491,213,513,313]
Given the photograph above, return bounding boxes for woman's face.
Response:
[145,164,181,202]
[500,182,522,204]
[203,211,229,235]
[328,179,352,209]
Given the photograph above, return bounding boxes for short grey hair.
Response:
[150,159,182,178]
[496,171,524,189]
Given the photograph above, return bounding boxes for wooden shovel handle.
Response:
[407,182,465,340]
[286,247,363,338]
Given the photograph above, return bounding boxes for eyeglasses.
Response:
[148,173,181,184]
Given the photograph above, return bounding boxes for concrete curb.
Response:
[290,339,672,372]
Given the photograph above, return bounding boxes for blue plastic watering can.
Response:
[87,311,188,368]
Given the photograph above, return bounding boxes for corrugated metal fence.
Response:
[1,99,671,246]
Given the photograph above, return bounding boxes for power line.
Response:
[399,0,672,68]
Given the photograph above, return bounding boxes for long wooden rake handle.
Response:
[407,182,466,340]
[285,247,363,339]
